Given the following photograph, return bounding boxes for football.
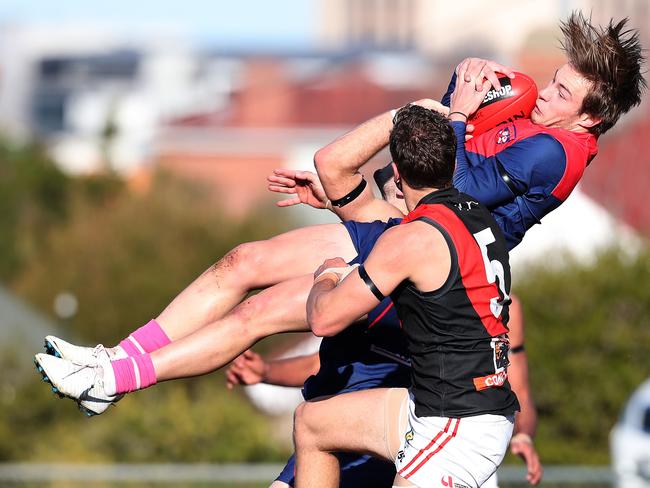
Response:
[469,72,538,137]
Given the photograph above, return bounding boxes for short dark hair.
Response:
[389,105,456,190]
[561,11,646,135]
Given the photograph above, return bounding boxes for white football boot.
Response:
[44,335,126,364]
[34,351,122,416]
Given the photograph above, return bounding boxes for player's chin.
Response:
[530,108,543,125]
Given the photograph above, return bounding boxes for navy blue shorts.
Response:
[276,453,395,487]
[343,218,402,263]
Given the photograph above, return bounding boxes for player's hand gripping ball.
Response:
[469,72,538,137]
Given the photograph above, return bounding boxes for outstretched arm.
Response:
[267,166,409,215]
[226,349,320,389]
[313,100,449,223]
[267,169,329,209]
[508,295,543,486]
[313,109,402,223]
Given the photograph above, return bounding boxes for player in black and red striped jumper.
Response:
[295,105,518,488]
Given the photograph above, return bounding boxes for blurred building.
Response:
[0,2,648,240]
[318,0,593,62]
[0,24,235,174]
[153,52,455,215]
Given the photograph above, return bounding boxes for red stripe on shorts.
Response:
[398,418,452,476]
[404,419,461,479]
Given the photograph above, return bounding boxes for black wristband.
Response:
[330,177,367,208]
[510,344,525,354]
[448,111,468,121]
[358,264,385,301]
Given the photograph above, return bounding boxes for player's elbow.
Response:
[313,146,330,171]
[313,147,339,183]
[307,310,341,338]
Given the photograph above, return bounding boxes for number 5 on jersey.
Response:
[473,228,510,319]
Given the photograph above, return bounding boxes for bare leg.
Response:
[152,274,314,380]
[155,224,356,341]
[293,388,409,488]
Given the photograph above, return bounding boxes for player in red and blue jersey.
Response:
[441,69,598,250]
[37,15,643,486]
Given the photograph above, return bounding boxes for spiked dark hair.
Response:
[561,11,646,135]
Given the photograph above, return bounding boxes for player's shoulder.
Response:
[513,122,566,154]
[382,218,448,257]
[477,119,565,161]
[502,124,567,175]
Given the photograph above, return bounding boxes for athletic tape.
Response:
[314,263,360,285]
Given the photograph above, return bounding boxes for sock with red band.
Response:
[108,354,157,395]
[118,319,171,356]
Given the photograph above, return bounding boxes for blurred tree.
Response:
[5,151,647,465]
[0,138,70,280]
[0,351,287,463]
[2,167,297,464]
[514,248,650,464]
[12,170,293,342]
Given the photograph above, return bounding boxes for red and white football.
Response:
[469,72,538,137]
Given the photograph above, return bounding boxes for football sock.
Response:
[118,319,171,356]
[108,354,157,395]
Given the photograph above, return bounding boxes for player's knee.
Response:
[211,242,263,286]
[293,401,318,449]
[228,292,279,341]
[229,300,260,339]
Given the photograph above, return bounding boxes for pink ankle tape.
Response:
[119,319,171,356]
[112,358,137,393]
[133,354,157,389]
[118,338,141,357]
[111,355,157,394]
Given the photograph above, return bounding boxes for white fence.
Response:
[0,463,615,484]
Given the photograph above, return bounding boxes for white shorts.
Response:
[480,472,499,488]
[394,394,513,488]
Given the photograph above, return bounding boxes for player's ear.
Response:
[577,112,601,130]
[391,162,402,190]
[391,162,399,180]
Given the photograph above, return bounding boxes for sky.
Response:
[0,0,316,48]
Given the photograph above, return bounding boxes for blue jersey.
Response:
[442,72,599,250]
